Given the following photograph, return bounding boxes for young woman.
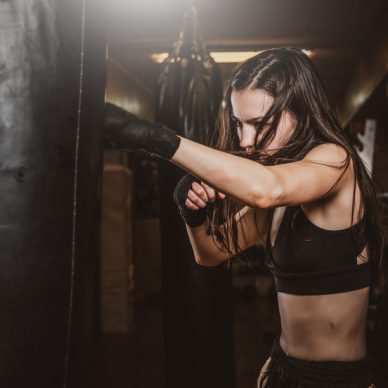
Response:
[104,47,384,387]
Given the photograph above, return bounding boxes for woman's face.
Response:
[230,88,295,155]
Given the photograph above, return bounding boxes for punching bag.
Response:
[156,6,223,144]
[156,5,235,388]
[0,1,107,387]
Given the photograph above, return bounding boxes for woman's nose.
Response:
[239,126,256,149]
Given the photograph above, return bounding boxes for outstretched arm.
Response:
[105,103,350,209]
[172,137,350,208]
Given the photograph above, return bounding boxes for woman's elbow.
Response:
[194,254,227,267]
[194,253,204,265]
[250,184,282,209]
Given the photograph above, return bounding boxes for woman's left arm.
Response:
[172,137,349,208]
[104,103,349,208]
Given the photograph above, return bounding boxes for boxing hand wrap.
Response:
[104,102,181,160]
[173,174,208,227]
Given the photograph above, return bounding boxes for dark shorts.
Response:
[257,334,375,388]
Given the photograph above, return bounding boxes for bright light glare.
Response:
[151,49,314,63]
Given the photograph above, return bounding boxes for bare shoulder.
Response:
[303,143,349,166]
[301,144,362,227]
[266,142,353,208]
[304,142,355,189]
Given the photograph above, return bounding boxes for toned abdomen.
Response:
[277,286,369,361]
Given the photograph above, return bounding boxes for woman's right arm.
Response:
[186,205,270,267]
[174,174,270,266]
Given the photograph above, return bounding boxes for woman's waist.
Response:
[267,334,373,388]
[278,328,367,362]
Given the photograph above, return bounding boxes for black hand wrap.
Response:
[173,174,208,227]
[104,102,181,160]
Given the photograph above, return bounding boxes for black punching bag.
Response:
[156,6,235,388]
[0,1,107,387]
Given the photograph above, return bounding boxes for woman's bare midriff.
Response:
[277,286,370,361]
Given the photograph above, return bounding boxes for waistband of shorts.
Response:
[269,333,373,383]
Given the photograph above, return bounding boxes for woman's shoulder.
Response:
[301,143,362,228]
[303,142,349,165]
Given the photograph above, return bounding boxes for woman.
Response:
[104,47,384,387]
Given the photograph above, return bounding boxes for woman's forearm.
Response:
[171,137,277,208]
[186,218,231,266]
[186,205,268,266]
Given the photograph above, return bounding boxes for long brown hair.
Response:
[208,47,385,299]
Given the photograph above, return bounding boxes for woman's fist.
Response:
[173,174,225,227]
[104,102,181,160]
[185,181,226,211]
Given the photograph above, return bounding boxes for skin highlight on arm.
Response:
[172,137,349,209]
[171,136,277,208]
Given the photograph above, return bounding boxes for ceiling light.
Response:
[151,49,314,64]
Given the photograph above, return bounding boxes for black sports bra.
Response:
[264,205,370,295]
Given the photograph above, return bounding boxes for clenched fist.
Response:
[173,174,225,227]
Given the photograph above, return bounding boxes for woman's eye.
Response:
[255,122,270,131]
